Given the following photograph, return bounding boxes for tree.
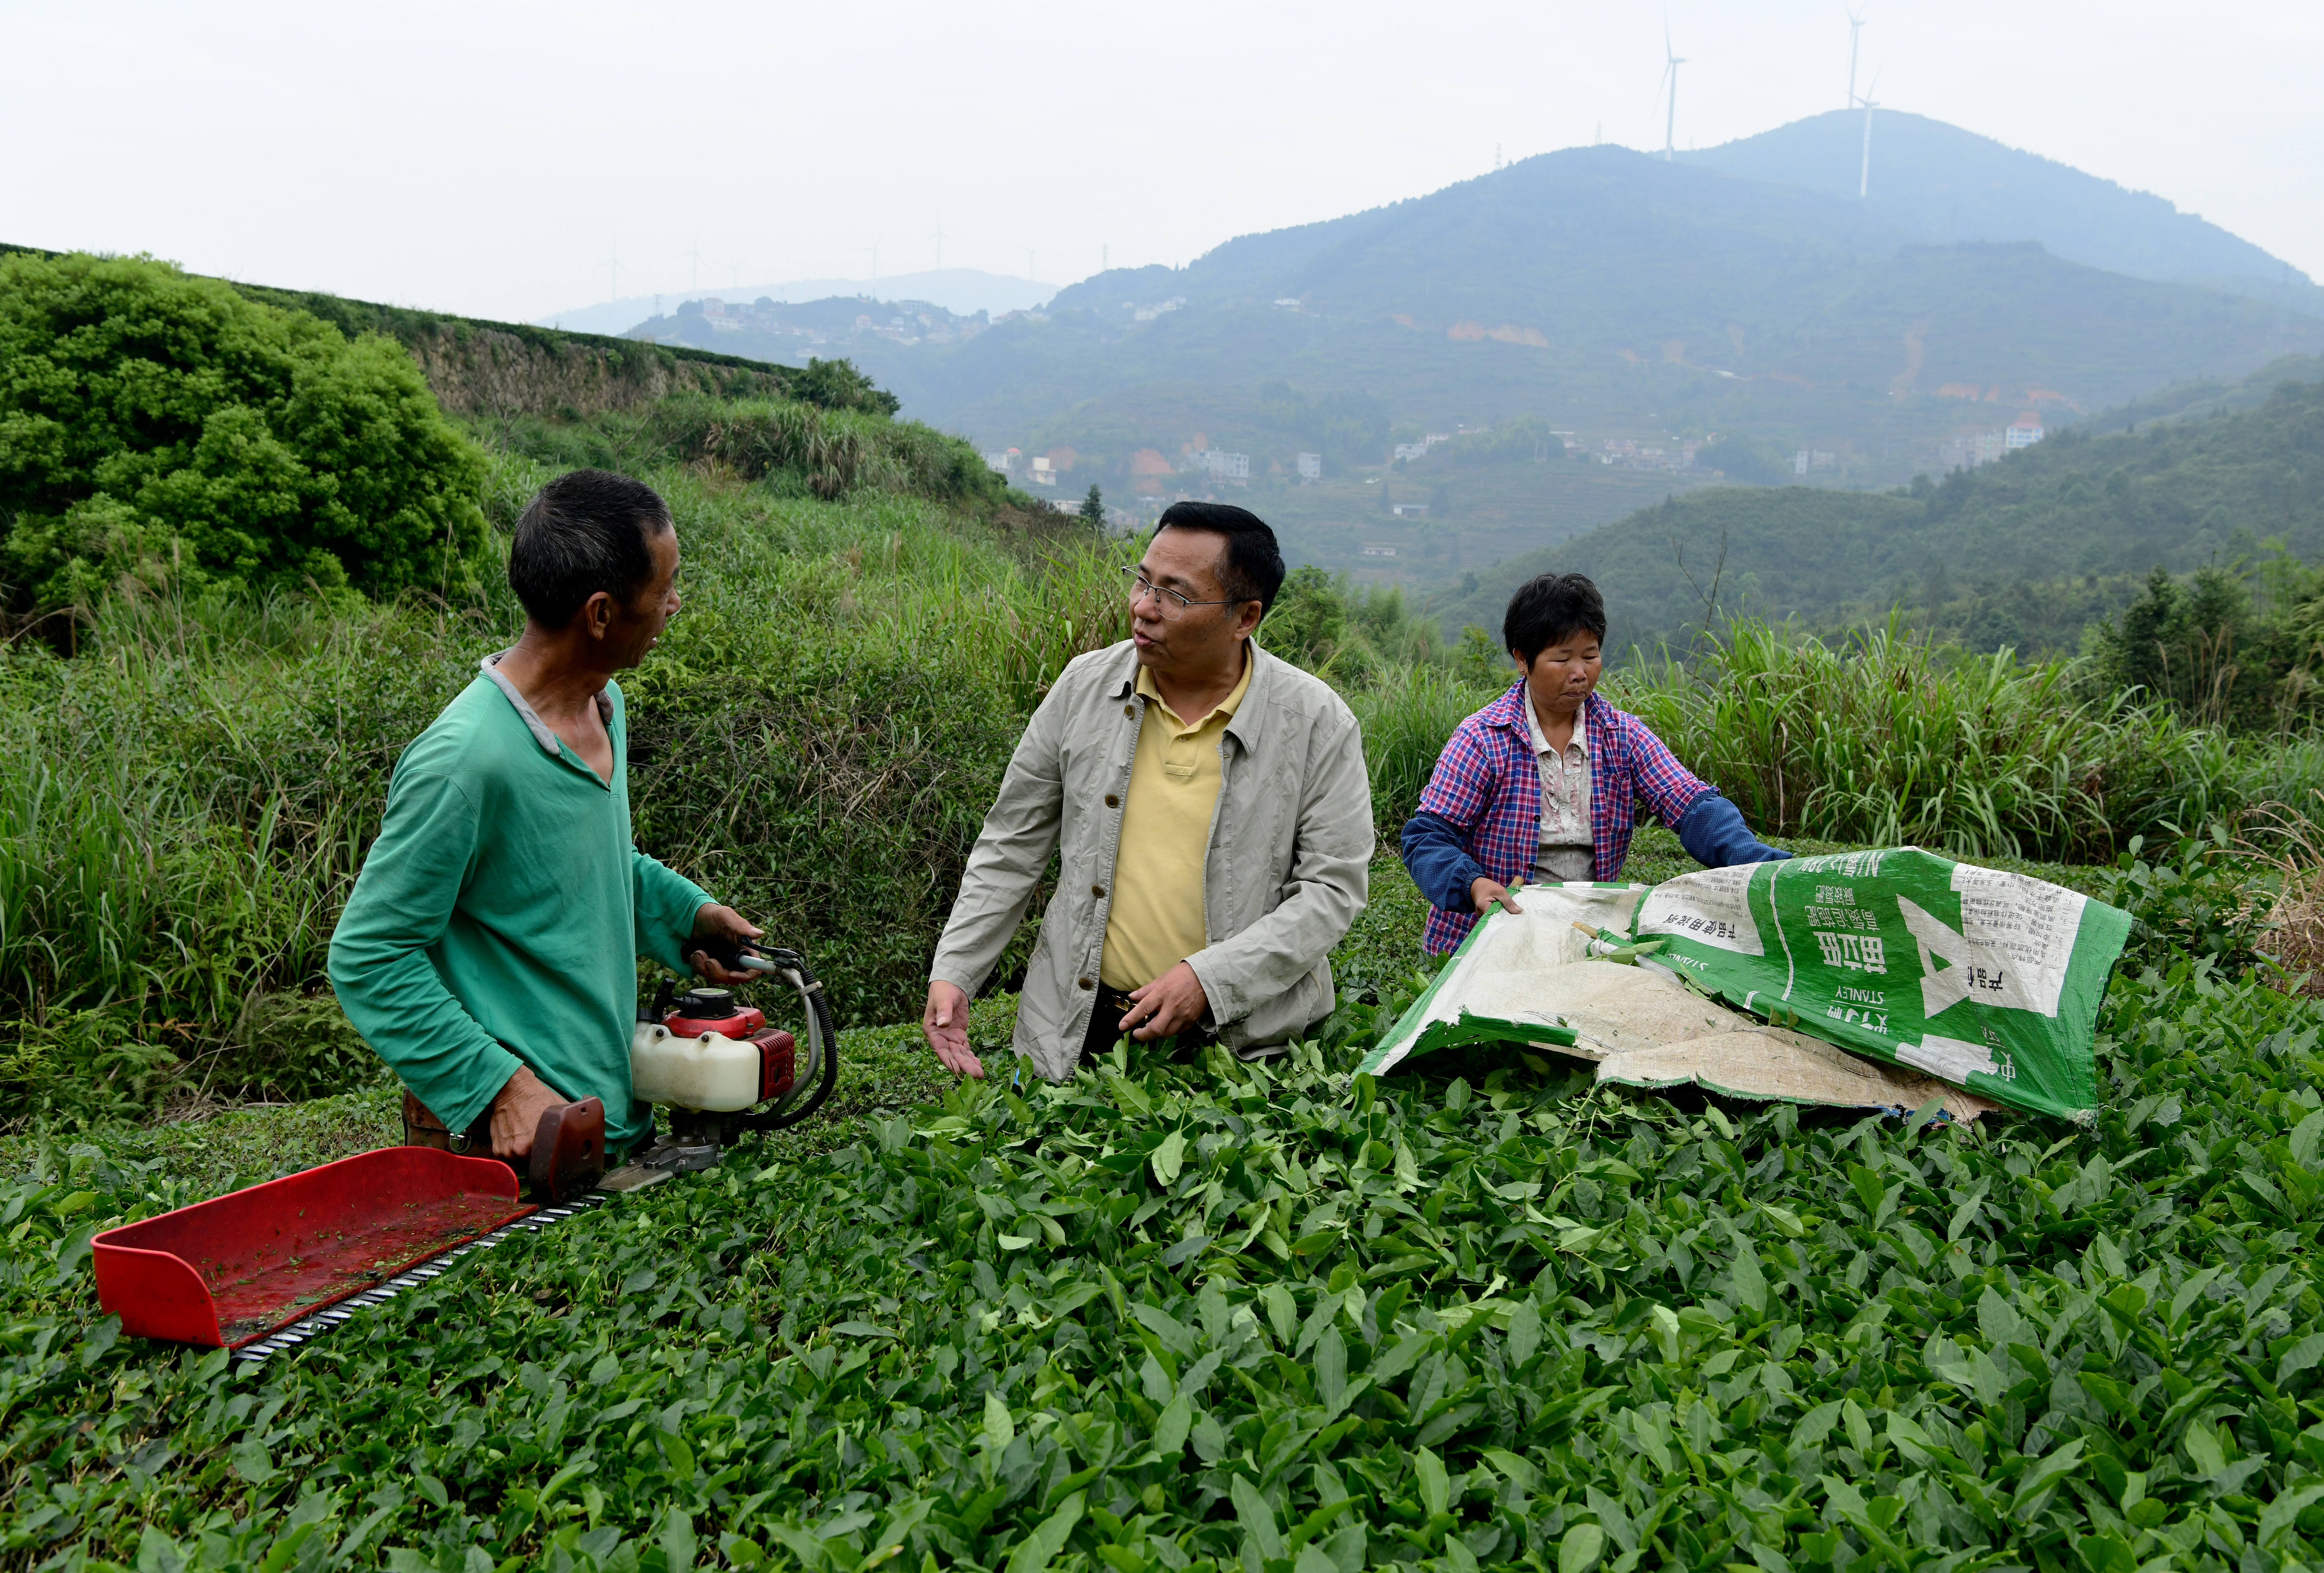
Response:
[2087,563,2322,729]
[0,252,490,610]
[1078,484,1105,529]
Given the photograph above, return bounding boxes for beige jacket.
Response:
[931,638,1374,1081]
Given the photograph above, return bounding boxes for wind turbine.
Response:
[1660,19,1686,161]
[1857,68,1882,199]
[1844,3,1867,112]
[929,215,946,270]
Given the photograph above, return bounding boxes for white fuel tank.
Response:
[630,1022,762,1112]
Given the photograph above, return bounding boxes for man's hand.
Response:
[687,902,764,985]
[490,1064,564,1159]
[1470,875,1526,917]
[924,980,984,1078]
[1122,962,1212,1043]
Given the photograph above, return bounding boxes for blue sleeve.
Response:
[1400,810,1487,913]
[1675,789,1792,868]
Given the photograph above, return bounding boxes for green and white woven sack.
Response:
[1360,849,2130,1122]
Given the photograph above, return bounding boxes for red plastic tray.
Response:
[93,1147,534,1348]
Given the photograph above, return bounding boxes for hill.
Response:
[0,241,808,419]
[686,144,2323,512]
[1683,111,2324,316]
[1430,360,2324,659]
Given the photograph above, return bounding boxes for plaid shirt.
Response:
[1413,683,1710,954]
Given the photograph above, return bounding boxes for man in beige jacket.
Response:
[924,502,1373,1082]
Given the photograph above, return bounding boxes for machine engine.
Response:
[627,946,837,1172]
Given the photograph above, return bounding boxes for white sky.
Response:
[6,0,2320,325]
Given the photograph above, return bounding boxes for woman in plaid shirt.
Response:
[1399,573,1790,956]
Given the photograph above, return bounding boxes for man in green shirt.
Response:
[329,469,759,1160]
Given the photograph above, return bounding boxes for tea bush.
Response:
[7,935,2324,1571]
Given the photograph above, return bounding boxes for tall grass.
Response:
[470,395,1004,507]
[1345,663,1500,833]
[1610,620,2236,860]
[0,451,1130,1118]
[0,589,491,1109]
[1349,618,2284,862]
[656,397,999,503]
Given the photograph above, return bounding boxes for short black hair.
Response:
[508,470,672,627]
[1503,572,1608,664]
[1154,501,1286,615]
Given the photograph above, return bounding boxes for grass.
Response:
[477,397,1006,509]
[1344,619,2302,862]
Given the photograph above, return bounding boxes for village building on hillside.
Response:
[1188,448,1250,484]
[1937,416,2041,473]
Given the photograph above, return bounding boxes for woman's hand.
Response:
[1470,875,1526,916]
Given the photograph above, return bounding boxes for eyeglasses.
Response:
[1121,565,1239,616]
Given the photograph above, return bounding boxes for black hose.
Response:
[740,949,839,1132]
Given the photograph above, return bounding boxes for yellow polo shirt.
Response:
[1100,651,1253,991]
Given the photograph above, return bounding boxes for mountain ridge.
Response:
[620,135,2322,505]
[540,268,1054,336]
[1682,110,2323,314]
[896,146,2320,477]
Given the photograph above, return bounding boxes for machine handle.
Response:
[687,939,838,1130]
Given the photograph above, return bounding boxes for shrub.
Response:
[2098,829,2283,975]
[0,252,490,610]
[0,1004,180,1125]
[642,396,1001,505]
[1264,564,1354,673]
[1265,570,1439,691]
[788,355,902,416]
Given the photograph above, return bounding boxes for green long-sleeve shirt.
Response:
[328,656,711,1149]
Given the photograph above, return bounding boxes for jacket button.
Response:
[1077,976,1095,990]
[1123,705,1134,717]
[1091,884,1105,898]
[1104,794,1118,807]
